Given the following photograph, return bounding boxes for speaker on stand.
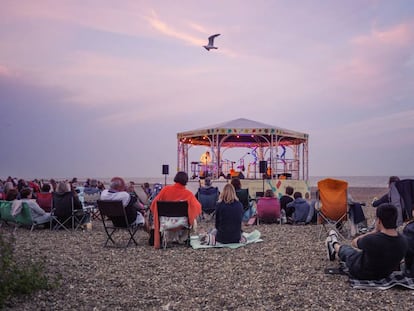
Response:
[259,161,267,193]
[162,164,169,186]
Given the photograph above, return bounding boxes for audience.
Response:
[372,176,400,207]
[41,183,52,193]
[201,183,245,245]
[100,177,145,227]
[141,182,152,199]
[403,209,414,277]
[150,171,201,248]
[280,186,294,222]
[84,179,100,195]
[286,192,311,224]
[256,189,281,224]
[19,187,51,225]
[326,203,407,280]
[230,177,255,222]
[5,188,19,201]
[53,181,89,227]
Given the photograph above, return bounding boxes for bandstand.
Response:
[177,118,310,197]
[177,118,309,182]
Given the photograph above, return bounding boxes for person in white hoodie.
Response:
[19,187,51,225]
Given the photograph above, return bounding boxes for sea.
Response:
[87,175,414,188]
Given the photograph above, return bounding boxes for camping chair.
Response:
[236,188,250,211]
[197,187,219,221]
[157,201,190,249]
[0,200,42,231]
[256,197,281,225]
[36,192,53,212]
[316,178,351,240]
[83,191,101,220]
[51,192,87,231]
[395,179,414,222]
[97,200,140,248]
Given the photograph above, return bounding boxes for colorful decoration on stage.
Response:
[250,147,258,164]
[279,145,287,164]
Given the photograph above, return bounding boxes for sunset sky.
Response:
[1,0,413,180]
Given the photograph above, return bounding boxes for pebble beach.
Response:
[3,186,414,310]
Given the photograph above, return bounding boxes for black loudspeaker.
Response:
[162,164,169,175]
[259,161,267,174]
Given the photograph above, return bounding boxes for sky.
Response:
[1,0,414,180]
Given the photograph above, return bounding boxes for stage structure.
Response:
[177,118,309,181]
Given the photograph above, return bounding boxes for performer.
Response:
[200,151,211,165]
[200,151,212,178]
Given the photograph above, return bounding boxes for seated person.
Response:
[141,182,152,200]
[126,181,146,212]
[280,186,294,221]
[19,187,51,225]
[347,193,367,236]
[83,179,100,195]
[231,177,255,222]
[100,177,145,227]
[53,181,90,226]
[256,189,281,223]
[40,183,51,193]
[201,183,246,245]
[403,209,414,277]
[286,192,311,224]
[372,176,400,207]
[5,188,19,201]
[304,192,317,224]
[150,171,201,248]
[326,203,407,280]
[195,178,219,216]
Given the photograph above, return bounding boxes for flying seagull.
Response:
[203,34,220,51]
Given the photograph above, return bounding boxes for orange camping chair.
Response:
[317,178,349,240]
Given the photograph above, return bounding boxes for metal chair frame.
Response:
[97,200,140,248]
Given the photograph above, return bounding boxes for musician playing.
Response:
[200,151,211,165]
[200,151,212,178]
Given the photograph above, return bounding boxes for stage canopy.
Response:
[177,118,309,180]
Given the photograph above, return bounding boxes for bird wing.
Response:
[208,34,220,45]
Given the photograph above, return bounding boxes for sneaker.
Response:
[328,229,339,245]
[326,236,336,261]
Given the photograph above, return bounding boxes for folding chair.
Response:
[395,179,414,222]
[235,188,250,211]
[197,187,219,221]
[256,197,281,225]
[316,178,350,240]
[0,201,41,231]
[36,192,53,212]
[51,192,87,231]
[157,201,190,249]
[97,200,140,248]
[83,191,101,220]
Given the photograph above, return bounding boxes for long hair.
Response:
[219,184,238,204]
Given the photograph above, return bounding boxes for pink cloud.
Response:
[328,20,414,107]
[352,20,414,47]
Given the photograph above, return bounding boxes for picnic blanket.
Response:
[350,271,414,290]
[190,229,262,249]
